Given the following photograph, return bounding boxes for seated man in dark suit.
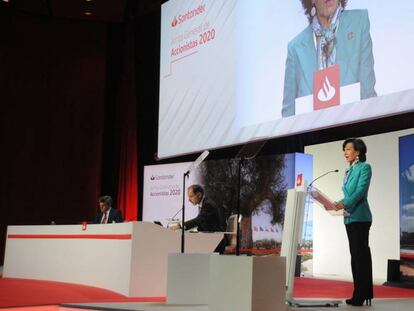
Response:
[171,185,227,252]
[184,185,226,233]
[93,195,123,224]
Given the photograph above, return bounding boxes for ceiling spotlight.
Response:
[84,12,93,16]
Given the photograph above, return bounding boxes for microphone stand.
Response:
[180,150,209,253]
[169,208,182,222]
[307,169,339,191]
[236,157,243,256]
[181,172,189,253]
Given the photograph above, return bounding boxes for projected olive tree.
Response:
[198,155,287,249]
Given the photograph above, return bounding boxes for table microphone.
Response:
[168,207,182,221]
[308,169,339,189]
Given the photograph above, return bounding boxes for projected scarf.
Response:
[312,6,343,70]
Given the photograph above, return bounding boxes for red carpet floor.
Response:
[1,276,413,308]
[1,307,108,311]
[293,277,414,299]
[0,277,164,308]
[1,307,83,311]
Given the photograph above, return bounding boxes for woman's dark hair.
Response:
[342,138,367,162]
[300,0,348,21]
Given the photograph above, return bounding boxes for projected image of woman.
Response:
[334,138,373,307]
[281,0,377,117]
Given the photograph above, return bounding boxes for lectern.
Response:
[281,186,342,307]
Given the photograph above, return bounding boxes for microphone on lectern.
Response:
[308,169,339,188]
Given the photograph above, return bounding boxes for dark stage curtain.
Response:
[99,22,139,222]
[0,13,107,264]
[116,24,139,222]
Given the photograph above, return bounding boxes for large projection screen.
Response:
[159,0,414,159]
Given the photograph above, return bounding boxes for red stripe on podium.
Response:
[239,248,313,254]
[7,234,132,240]
[400,253,414,259]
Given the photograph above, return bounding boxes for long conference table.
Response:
[3,222,223,297]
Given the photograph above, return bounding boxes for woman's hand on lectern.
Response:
[334,202,345,211]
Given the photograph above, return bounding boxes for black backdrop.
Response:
[1,5,413,265]
[0,12,109,264]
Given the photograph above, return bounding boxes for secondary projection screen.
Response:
[158,0,414,159]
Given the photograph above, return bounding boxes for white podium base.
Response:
[64,254,286,311]
[167,253,286,311]
[167,253,211,305]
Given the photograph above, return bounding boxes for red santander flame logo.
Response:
[171,16,178,27]
[317,76,336,102]
[296,173,303,186]
[313,64,340,111]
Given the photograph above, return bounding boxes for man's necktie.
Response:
[101,212,107,224]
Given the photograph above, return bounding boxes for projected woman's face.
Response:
[314,0,339,23]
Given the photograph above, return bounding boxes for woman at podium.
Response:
[334,138,373,306]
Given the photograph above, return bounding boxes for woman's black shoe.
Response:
[345,298,355,305]
[349,298,372,306]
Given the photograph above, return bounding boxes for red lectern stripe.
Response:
[7,234,132,240]
[239,248,313,254]
[401,253,414,259]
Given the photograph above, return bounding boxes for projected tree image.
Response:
[198,155,287,249]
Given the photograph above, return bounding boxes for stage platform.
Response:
[61,299,414,311]
[1,275,413,310]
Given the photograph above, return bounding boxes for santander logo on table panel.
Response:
[171,4,206,27]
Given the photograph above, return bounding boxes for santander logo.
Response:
[296,173,303,186]
[313,64,340,111]
[171,4,205,28]
[171,17,178,27]
[150,174,174,181]
[317,76,336,102]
